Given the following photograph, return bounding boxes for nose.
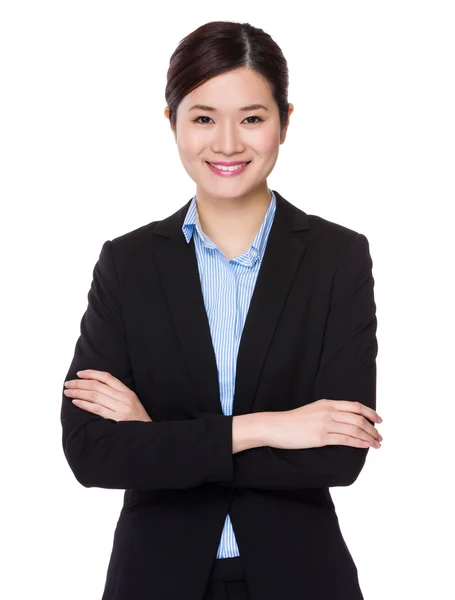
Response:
[210,121,245,155]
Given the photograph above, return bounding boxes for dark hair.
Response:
[165,21,290,132]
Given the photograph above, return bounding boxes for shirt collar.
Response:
[182,189,276,264]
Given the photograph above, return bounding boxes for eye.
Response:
[244,116,263,124]
[192,116,264,124]
[193,116,213,124]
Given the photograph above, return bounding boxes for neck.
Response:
[194,183,272,244]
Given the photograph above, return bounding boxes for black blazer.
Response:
[61,189,377,600]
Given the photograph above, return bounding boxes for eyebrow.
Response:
[188,103,269,112]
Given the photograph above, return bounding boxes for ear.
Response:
[280,103,294,144]
[164,106,177,141]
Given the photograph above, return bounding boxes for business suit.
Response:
[61,189,377,599]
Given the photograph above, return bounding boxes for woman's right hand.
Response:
[263,399,383,450]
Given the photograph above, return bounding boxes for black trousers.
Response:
[203,557,251,600]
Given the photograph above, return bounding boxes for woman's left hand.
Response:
[64,369,152,422]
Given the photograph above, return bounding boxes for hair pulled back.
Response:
[165,21,290,131]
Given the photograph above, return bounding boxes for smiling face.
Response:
[165,67,293,203]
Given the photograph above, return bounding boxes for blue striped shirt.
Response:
[182,189,277,558]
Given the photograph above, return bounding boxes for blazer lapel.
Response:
[151,190,310,417]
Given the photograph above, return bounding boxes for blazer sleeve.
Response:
[230,233,378,490]
[60,240,234,491]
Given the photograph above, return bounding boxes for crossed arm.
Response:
[61,233,378,491]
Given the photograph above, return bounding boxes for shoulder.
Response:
[304,214,373,278]
[307,213,364,244]
[103,221,160,264]
[107,199,191,255]
[277,191,367,252]
[110,220,161,246]
[283,197,374,272]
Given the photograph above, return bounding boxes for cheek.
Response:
[251,125,281,155]
[176,125,201,157]
[177,142,202,174]
[258,139,280,155]
[177,138,196,158]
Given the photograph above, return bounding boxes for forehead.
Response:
[180,68,273,110]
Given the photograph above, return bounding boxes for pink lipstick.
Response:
[206,161,251,177]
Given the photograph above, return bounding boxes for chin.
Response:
[200,185,261,202]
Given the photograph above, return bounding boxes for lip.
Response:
[206,161,251,177]
[206,160,251,166]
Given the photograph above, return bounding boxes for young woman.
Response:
[61,20,382,600]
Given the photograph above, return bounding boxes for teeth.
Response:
[208,162,248,171]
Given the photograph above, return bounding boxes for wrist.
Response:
[232,412,269,454]
[232,411,290,453]
[255,410,290,448]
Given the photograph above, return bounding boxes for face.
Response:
[165,67,293,203]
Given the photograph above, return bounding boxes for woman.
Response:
[61,20,382,600]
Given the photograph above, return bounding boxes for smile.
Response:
[206,161,251,176]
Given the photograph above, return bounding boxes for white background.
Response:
[1,1,454,598]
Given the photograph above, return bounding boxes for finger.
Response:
[71,398,118,421]
[330,411,382,442]
[64,387,123,412]
[76,369,131,393]
[330,400,382,423]
[325,432,378,448]
[327,422,381,446]
[65,378,123,403]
